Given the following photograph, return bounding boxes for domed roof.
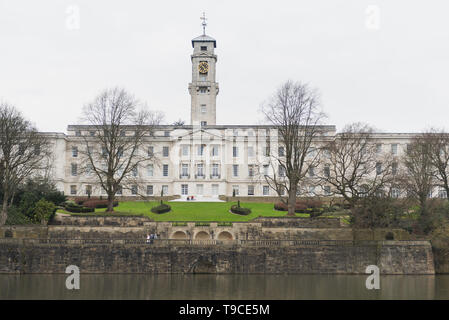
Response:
[192,34,216,48]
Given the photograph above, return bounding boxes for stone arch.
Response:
[171,230,188,239]
[217,231,233,240]
[194,231,211,240]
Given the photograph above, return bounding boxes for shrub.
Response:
[151,203,171,214]
[230,205,251,215]
[83,200,119,209]
[33,199,56,224]
[310,210,323,218]
[274,199,323,213]
[64,202,95,213]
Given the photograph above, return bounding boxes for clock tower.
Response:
[188,13,219,126]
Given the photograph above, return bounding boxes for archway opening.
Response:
[172,231,188,239]
[195,231,210,240]
[217,231,233,240]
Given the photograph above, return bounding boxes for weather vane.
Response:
[200,12,207,35]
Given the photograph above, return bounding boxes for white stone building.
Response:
[42,27,444,200]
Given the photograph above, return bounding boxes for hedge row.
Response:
[82,200,119,209]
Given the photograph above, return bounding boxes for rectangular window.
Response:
[278,146,285,157]
[181,164,189,177]
[182,145,189,156]
[308,167,315,177]
[201,121,207,126]
[212,164,219,176]
[279,165,285,177]
[439,188,448,199]
[391,144,398,155]
[376,144,382,154]
[376,162,382,175]
[148,146,154,157]
[72,146,78,157]
[70,185,77,195]
[248,165,255,177]
[131,185,138,195]
[232,185,239,196]
[212,145,219,156]
[75,131,81,137]
[132,166,138,177]
[196,184,204,195]
[146,185,153,195]
[181,184,188,195]
[233,146,238,157]
[85,185,92,195]
[163,164,169,177]
[163,146,169,157]
[248,146,254,157]
[392,162,398,175]
[199,87,207,93]
[162,185,168,195]
[263,185,270,196]
[71,163,77,176]
[391,188,400,198]
[263,165,269,176]
[198,145,205,156]
[201,46,207,51]
[248,185,255,196]
[148,164,154,177]
[233,164,239,177]
[197,163,204,176]
[90,131,95,137]
[212,184,219,195]
[324,186,331,196]
[164,131,170,137]
[201,104,207,113]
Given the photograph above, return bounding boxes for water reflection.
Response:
[0,274,446,300]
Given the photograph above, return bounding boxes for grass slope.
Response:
[63,201,311,221]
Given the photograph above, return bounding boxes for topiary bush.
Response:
[151,203,171,214]
[230,205,251,215]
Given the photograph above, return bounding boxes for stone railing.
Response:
[0,238,431,247]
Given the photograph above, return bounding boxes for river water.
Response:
[2,274,449,299]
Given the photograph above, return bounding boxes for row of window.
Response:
[70,184,169,196]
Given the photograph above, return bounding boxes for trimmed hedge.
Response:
[83,200,119,209]
[230,205,251,215]
[65,204,95,213]
[274,199,324,213]
[151,203,171,214]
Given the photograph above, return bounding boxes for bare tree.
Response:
[399,135,435,227]
[316,122,394,208]
[80,87,164,212]
[422,129,449,202]
[261,81,326,216]
[0,102,51,225]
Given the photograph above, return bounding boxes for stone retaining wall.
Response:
[0,239,434,274]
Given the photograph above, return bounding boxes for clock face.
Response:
[198,61,209,74]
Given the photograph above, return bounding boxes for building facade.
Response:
[43,29,442,200]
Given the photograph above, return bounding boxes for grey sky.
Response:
[1,0,448,133]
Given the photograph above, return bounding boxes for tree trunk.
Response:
[0,192,9,225]
[106,193,114,212]
[287,185,296,216]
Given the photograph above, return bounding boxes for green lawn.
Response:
[62,201,312,222]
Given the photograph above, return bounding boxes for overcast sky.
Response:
[0,0,448,133]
